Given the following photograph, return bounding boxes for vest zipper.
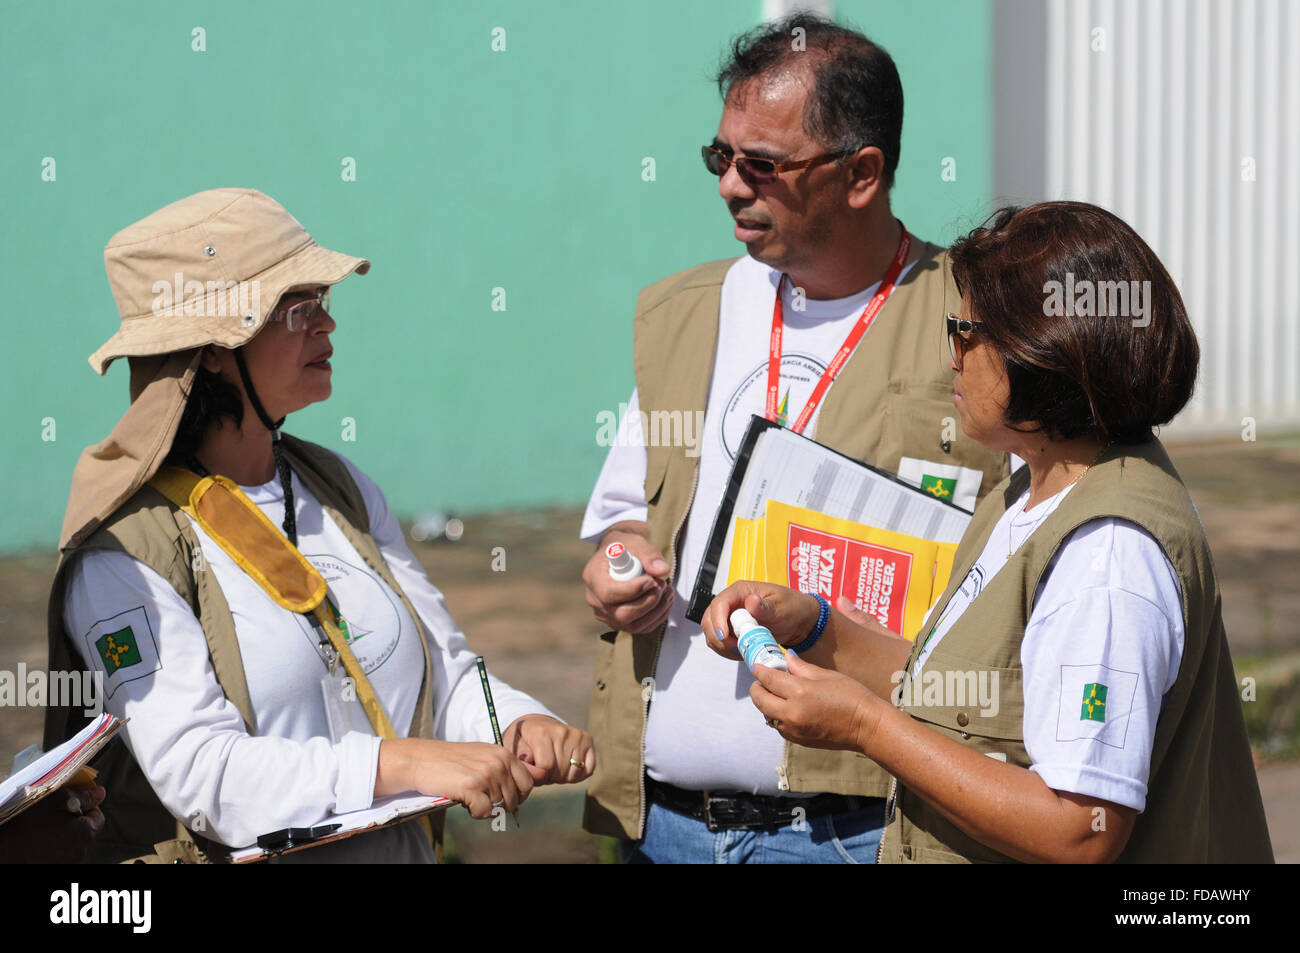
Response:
[877,650,917,863]
[637,462,701,839]
[877,775,898,863]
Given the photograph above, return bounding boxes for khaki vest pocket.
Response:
[898,663,1025,745]
[883,391,1005,506]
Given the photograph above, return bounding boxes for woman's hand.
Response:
[701,581,821,658]
[502,714,596,785]
[375,738,537,819]
[748,651,885,753]
[0,783,106,863]
[833,595,911,643]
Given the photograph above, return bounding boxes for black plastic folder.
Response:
[685,415,973,622]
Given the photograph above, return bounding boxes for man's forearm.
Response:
[597,520,649,547]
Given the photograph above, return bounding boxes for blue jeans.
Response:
[621,797,886,864]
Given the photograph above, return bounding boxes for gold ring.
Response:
[765,718,782,730]
[569,757,583,767]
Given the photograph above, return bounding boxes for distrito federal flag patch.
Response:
[1056,664,1138,748]
[1080,682,1108,721]
[82,605,161,700]
[920,474,957,502]
[95,626,142,674]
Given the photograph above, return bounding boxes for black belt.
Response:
[647,778,881,832]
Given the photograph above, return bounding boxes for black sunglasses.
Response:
[946,312,986,366]
[701,145,850,185]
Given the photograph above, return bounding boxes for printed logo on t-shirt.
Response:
[299,555,404,675]
[912,564,986,673]
[774,390,790,428]
[958,565,986,603]
[82,606,161,699]
[719,354,828,461]
[1057,664,1138,747]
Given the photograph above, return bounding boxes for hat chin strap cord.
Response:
[233,348,298,547]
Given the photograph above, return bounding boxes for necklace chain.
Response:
[1007,443,1111,559]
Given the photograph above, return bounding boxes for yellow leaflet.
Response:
[751,515,767,582]
[727,517,755,582]
[762,500,942,641]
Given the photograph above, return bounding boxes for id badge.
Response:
[319,660,373,744]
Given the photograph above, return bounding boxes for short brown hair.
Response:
[948,201,1199,445]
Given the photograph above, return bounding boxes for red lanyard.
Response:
[766,226,911,434]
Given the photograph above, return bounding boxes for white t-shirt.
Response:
[64,454,554,860]
[581,254,919,794]
[910,482,1185,812]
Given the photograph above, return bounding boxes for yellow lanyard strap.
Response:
[150,466,397,739]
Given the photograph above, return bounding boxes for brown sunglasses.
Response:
[701,145,850,185]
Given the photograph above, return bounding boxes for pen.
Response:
[475,655,519,828]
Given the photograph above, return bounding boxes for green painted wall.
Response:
[0,0,991,551]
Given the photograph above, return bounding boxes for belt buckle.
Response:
[703,792,754,832]
[702,791,726,832]
[704,792,772,832]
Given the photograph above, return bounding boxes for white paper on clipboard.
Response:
[229,792,453,863]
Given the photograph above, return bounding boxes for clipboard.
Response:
[229,793,453,863]
[685,414,974,622]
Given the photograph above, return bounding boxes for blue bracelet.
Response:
[788,594,829,654]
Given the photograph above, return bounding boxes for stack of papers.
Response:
[687,416,973,638]
[0,713,123,827]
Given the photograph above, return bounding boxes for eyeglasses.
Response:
[701,145,850,186]
[946,312,985,367]
[276,288,330,332]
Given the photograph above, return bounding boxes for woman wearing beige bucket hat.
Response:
[43,188,594,863]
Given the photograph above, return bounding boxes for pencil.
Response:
[475,656,519,828]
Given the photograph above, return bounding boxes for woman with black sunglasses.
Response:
[701,201,1272,863]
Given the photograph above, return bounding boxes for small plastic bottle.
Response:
[730,608,789,673]
[606,541,643,581]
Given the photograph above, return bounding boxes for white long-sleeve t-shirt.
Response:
[63,453,554,861]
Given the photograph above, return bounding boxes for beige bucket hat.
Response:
[59,188,369,551]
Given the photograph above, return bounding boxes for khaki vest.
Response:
[583,244,1010,840]
[44,435,439,863]
[878,438,1273,863]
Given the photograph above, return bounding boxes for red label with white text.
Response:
[787,524,913,635]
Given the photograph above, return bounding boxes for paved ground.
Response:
[2,434,1297,862]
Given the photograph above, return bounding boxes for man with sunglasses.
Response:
[579,15,1010,863]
